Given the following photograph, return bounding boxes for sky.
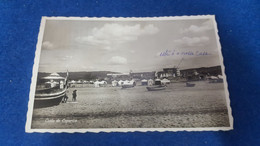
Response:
[38,18,222,73]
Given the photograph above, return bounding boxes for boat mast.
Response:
[177,57,184,69]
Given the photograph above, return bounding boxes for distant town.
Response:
[37,65,223,85]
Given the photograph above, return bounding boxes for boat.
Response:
[146,85,166,91]
[186,82,196,87]
[209,79,223,83]
[34,72,69,108]
[34,87,67,108]
[121,84,135,89]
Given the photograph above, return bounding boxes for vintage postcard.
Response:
[26,16,233,133]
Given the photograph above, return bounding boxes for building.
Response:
[180,66,222,81]
[130,71,156,80]
[157,67,180,78]
[141,79,148,85]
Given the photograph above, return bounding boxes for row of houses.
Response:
[157,68,181,78]
[69,78,171,88]
[67,66,223,84]
[180,66,222,80]
[107,66,222,81]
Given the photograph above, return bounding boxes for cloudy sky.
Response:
[38,18,222,73]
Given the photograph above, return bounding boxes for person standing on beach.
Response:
[72,90,77,102]
[63,93,68,103]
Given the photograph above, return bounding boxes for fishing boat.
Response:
[121,84,135,89]
[146,85,166,91]
[209,79,223,83]
[34,72,69,108]
[186,82,196,87]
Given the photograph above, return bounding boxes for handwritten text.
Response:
[160,49,210,57]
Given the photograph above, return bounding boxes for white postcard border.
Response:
[26,15,233,133]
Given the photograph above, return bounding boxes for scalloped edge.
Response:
[26,15,233,133]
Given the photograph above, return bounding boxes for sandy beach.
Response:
[31,81,230,129]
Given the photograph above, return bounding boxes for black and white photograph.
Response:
[26,16,233,132]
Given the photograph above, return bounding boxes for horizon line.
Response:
[38,65,221,74]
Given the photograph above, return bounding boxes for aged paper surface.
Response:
[26,16,233,133]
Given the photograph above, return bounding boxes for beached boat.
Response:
[209,79,223,83]
[186,82,196,87]
[34,87,67,108]
[146,85,166,91]
[121,84,135,88]
[34,72,68,108]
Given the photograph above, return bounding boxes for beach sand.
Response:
[31,81,230,129]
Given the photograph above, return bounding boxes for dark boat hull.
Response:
[186,83,196,87]
[34,94,64,108]
[146,85,166,91]
[121,84,134,89]
[34,88,67,108]
[209,79,223,83]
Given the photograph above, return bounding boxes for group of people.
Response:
[62,90,77,103]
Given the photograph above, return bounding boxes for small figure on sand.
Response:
[63,93,68,103]
[72,90,77,102]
